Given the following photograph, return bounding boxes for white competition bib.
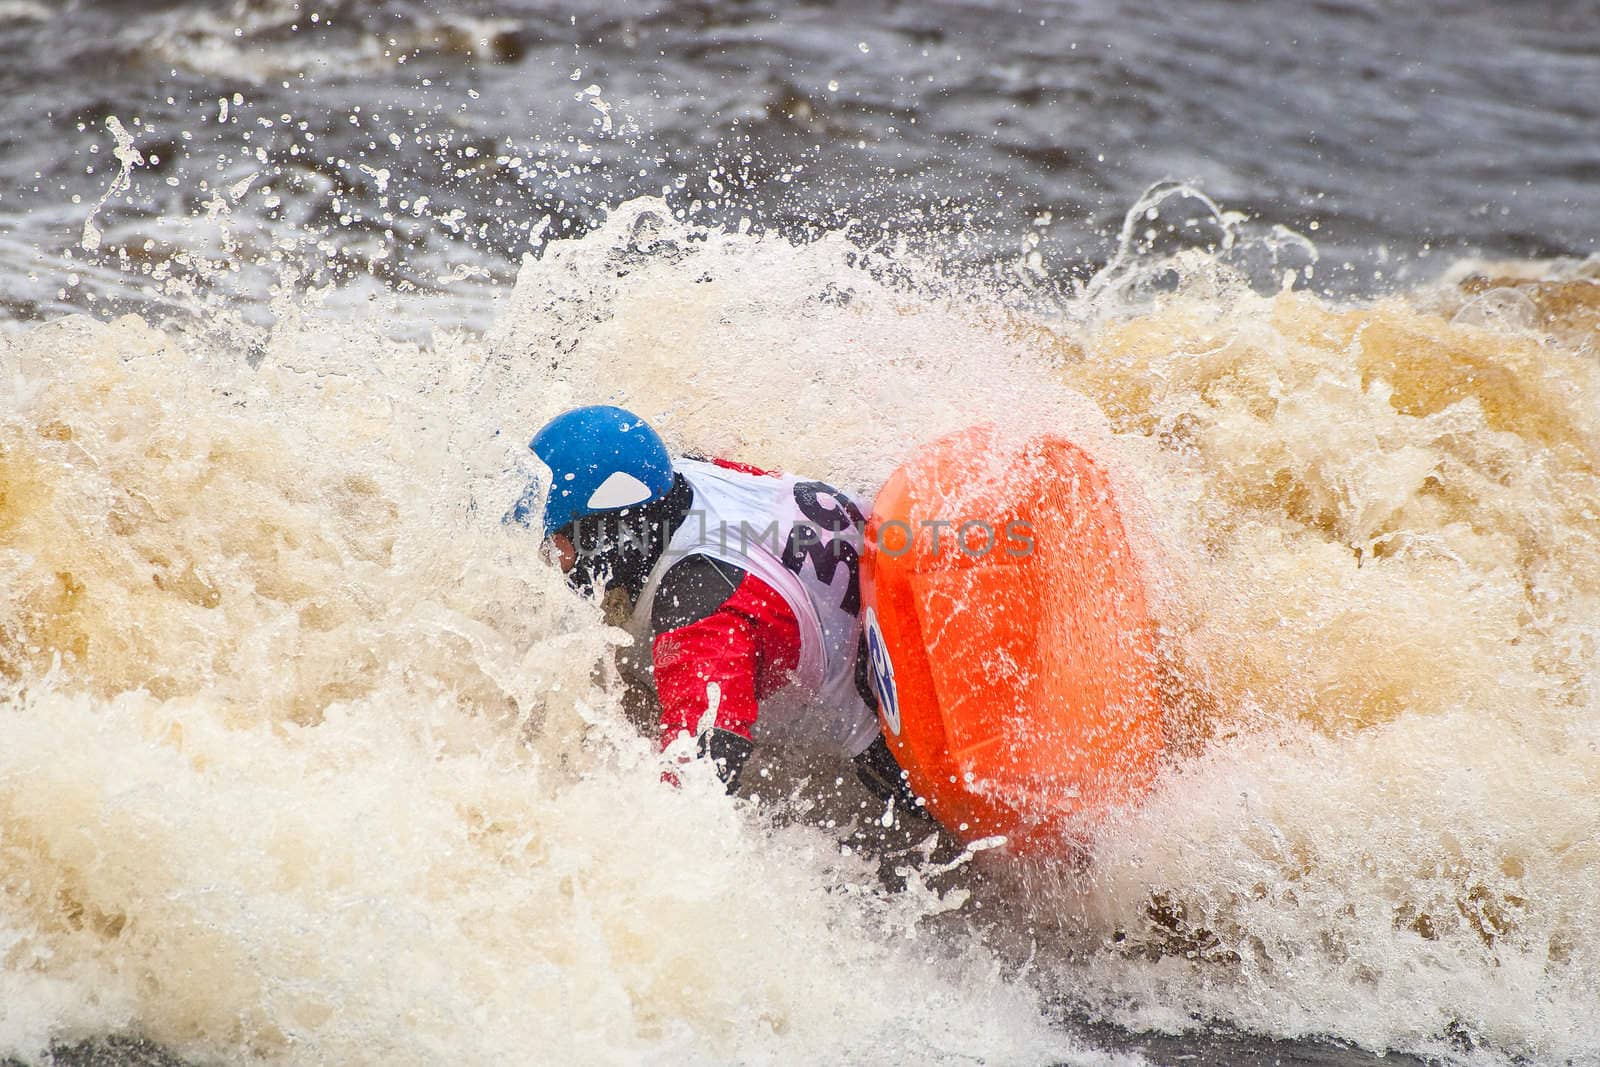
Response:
[628,460,879,756]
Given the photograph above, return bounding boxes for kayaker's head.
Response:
[507,405,690,602]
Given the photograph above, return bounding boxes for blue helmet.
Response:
[509,405,675,534]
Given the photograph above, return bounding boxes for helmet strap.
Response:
[563,473,694,607]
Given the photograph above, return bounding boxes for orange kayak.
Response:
[859,427,1163,855]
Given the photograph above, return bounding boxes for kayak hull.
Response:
[859,427,1163,854]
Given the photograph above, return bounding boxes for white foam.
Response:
[5,198,1599,1064]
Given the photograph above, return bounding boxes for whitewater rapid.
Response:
[3,197,1599,1065]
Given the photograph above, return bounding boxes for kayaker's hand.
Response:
[697,728,755,793]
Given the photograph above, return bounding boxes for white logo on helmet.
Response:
[587,471,654,510]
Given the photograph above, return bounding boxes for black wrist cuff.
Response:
[697,728,755,793]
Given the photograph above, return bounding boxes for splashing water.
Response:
[0,203,1125,1065]
[3,183,1600,1067]
[1041,243,1600,1062]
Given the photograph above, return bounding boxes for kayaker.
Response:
[508,404,923,816]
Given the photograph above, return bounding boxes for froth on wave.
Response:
[2,201,1598,1063]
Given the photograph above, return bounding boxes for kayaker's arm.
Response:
[650,553,802,791]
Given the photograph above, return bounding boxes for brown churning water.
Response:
[3,199,1598,1062]
[1,1,1598,1063]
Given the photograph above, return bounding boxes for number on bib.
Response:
[781,480,864,615]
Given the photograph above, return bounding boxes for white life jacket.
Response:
[626,459,881,757]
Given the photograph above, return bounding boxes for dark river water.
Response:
[2,0,1595,327]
